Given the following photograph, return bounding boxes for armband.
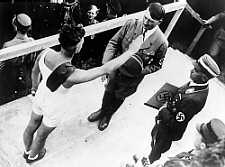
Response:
[47,62,75,92]
[118,55,143,77]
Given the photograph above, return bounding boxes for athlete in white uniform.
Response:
[23,24,142,163]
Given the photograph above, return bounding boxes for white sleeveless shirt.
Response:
[33,49,71,123]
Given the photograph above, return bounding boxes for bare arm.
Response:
[64,32,142,87]
[65,49,135,86]
[31,52,42,91]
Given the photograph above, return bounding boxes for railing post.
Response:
[185,3,205,56]
[164,8,185,39]
[186,26,206,55]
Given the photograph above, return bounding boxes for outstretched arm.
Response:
[65,49,135,86]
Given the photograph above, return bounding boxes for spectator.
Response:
[166,124,225,167]
[123,119,225,167]
[0,13,36,104]
[82,4,100,26]
[60,0,82,26]
[23,24,141,163]
[77,4,101,69]
[204,11,225,62]
[194,118,225,151]
[204,11,225,78]
[149,54,220,164]
[103,0,124,21]
[87,2,168,131]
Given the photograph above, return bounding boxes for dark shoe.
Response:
[23,151,29,160]
[98,116,111,131]
[26,148,46,164]
[88,109,102,122]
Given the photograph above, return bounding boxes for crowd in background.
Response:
[0,0,129,105]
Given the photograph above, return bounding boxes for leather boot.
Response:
[87,91,114,122]
[87,109,102,122]
[98,115,112,131]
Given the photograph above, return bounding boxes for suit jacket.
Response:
[102,18,168,75]
[157,82,209,140]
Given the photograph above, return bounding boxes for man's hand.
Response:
[202,19,213,29]
[101,74,109,87]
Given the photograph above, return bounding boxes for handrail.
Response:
[184,3,206,55]
[185,3,204,25]
[0,1,187,62]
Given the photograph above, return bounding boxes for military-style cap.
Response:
[16,13,32,27]
[196,118,225,144]
[197,54,220,78]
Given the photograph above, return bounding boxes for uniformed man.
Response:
[149,54,221,164]
[0,13,35,104]
[87,2,168,131]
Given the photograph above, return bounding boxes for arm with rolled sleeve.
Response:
[102,20,132,64]
[141,42,168,75]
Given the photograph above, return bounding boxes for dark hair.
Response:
[86,4,99,12]
[59,24,85,49]
[148,2,165,21]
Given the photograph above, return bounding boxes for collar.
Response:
[185,81,208,94]
[143,25,158,35]
[189,81,209,87]
[15,33,29,40]
[143,26,158,41]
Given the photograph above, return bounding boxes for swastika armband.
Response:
[47,62,76,92]
[176,112,185,122]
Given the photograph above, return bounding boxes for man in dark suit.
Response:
[149,54,221,164]
[87,2,168,131]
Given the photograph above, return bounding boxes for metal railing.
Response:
[0,1,187,62]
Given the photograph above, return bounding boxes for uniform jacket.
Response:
[157,82,209,140]
[102,18,168,75]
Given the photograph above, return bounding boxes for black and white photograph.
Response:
[0,0,225,167]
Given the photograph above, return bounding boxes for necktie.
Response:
[143,29,147,41]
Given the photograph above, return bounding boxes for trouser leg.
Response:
[149,123,172,164]
[87,90,115,122]
[101,91,124,117]
[98,91,124,131]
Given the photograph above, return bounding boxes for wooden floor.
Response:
[0,48,225,167]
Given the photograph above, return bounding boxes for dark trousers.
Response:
[101,71,144,117]
[149,122,173,163]
[101,91,124,117]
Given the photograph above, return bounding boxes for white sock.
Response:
[28,154,38,160]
